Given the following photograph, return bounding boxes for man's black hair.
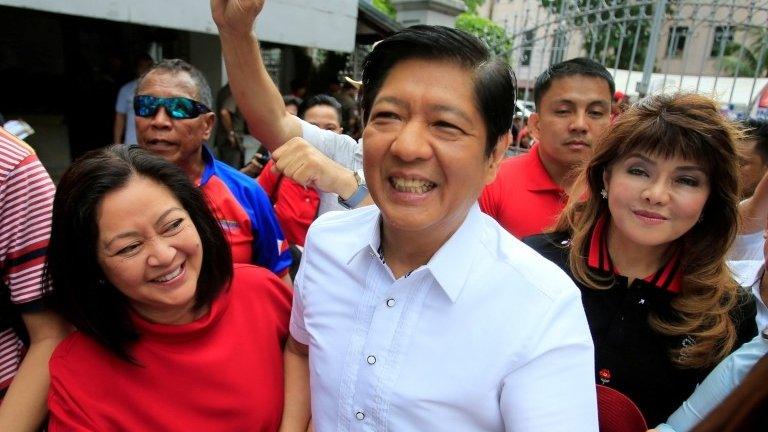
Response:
[360,25,516,156]
[533,57,615,111]
[743,118,768,163]
[299,94,343,123]
[283,95,303,110]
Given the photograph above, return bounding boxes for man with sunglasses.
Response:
[134,59,292,284]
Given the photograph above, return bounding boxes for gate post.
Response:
[638,0,667,97]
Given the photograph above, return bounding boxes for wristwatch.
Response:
[338,169,368,209]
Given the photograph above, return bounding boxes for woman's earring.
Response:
[698,214,704,223]
[600,189,608,199]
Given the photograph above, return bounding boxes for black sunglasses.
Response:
[133,95,211,119]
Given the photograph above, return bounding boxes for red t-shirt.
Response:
[258,160,320,247]
[479,144,567,238]
[47,265,291,431]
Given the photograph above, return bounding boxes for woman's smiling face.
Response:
[96,175,203,325]
[603,152,710,249]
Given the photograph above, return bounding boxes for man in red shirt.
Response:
[258,95,346,246]
[480,58,614,238]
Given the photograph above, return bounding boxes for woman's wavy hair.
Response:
[44,145,232,362]
[555,93,745,368]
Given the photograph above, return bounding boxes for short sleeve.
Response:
[243,182,292,275]
[115,82,133,114]
[299,119,360,171]
[1,153,55,304]
[289,245,310,345]
[499,286,598,431]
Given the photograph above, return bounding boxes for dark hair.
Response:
[742,118,768,163]
[283,95,303,110]
[137,58,213,109]
[44,145,232,362]
[556,93,744,368]
[360,25,516,156]
[299,94,342,123]
[533,57,615,111]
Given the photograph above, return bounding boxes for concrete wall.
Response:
[0,0,359,52]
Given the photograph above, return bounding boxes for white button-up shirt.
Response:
[291,204,598,431]
[300,119,363,215]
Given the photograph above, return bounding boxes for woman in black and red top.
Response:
[525,93,756,426]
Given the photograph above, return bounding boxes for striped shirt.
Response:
[0,128,55,389]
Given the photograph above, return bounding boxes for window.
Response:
[666,26,688,58]
[521,30,535,66]
[711,26,734,57]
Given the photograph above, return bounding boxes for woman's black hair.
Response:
[44,145,232,362]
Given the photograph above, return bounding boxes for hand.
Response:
[240,156,264,178]
[271,137,357,198]
[211,0,264,36]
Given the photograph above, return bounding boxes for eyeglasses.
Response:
[133,95,211,119]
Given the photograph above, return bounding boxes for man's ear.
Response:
[201,112,216,140]
[484,131,510,185]
[528,112,541,142]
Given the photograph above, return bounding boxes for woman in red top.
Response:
[44,145,291,431]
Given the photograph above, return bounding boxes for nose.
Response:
[389,121,433,162]
[569,111,588,134]
[641,179,670,205]
[146,238,176,267]
[149,106,173,129]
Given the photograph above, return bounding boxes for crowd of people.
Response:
[2,0,768,430]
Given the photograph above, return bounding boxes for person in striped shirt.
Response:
[0,128,71,431]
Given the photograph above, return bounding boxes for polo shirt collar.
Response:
[199,145,217,186]
[586,215,682,293]
[344,205,484,303]
[527,144,564,193]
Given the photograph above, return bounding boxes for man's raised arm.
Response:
[211,0,302,151]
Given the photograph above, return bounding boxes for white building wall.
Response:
[0,0,359,52]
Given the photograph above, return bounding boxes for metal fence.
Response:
[493,0,767,116]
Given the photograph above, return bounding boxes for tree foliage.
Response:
[719,29,768,78]
[372,0,396,19]
[455,12,513,60]
[463,0,486,14]
[538,0,660,70]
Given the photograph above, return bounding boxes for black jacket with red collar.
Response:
[524,230,757,426]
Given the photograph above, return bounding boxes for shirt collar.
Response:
[344,205,484,303]
[527,144,564,193]
[199,145,217,186]
[586,215,682,293]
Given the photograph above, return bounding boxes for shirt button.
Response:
[366,355,376,365]
[386,298,396,307]
[355,411,365,420]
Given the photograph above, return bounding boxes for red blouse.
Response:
[48,264,291,431]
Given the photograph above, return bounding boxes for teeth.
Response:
[154,266,182,282]
[391,177,436,193]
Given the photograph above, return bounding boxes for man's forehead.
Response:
[542,75,612,104]
[138,70,198,98]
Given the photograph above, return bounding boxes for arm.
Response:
[279,335,311,432]
[739,170,768,234]
[219,108,240,148]
[113,112,126,144]
[211,0,302,151]
[0,310,72,432]
[500,288,598,431]
[271,138,372,208]
[658,334,768,432]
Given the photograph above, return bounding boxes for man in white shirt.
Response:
[213,1,597,431]
[113,54,153,144]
